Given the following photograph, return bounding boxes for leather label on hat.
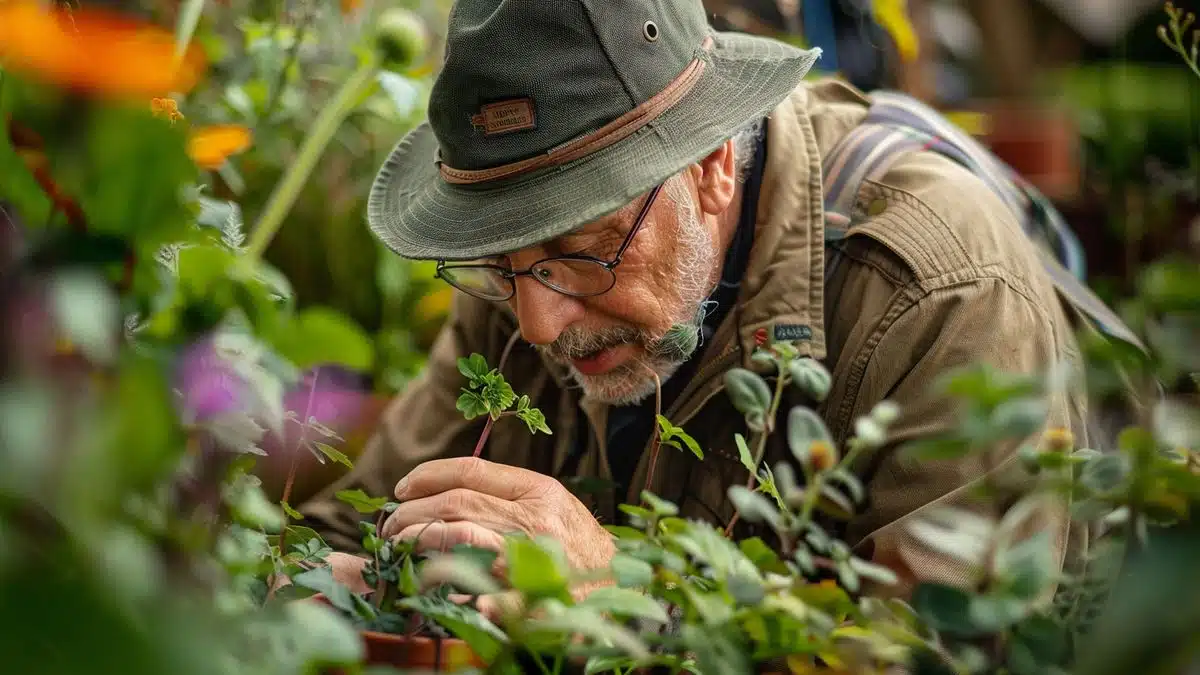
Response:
[470,98,536,136]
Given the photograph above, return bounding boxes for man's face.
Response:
[503,173,729,406]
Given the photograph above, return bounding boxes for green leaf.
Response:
[1079,454,1130,494]
[579,587,669,624]
[734,433,757,474]
[849,557,899,586]
[610,552,655,588]
[506,536,570,601]
[280,501,303,520]
[311,441,354,468]
[516,406,552,435]
[49,271,120,364]
[906,508,993,567]
[787,407,834,463]
[585,656,636,675]
[334,489,390,514]
[640,491,679,517]
[727,485,782,531]
[998,531,1056,600]
[656,416,704,459]
[680,624,750,675]
[268,307,375,372]
[818,484,855,517]
[418,554,502,596]
[285,599,365,666]
[990,397,1048,439]
[1012,615,1070,666]
[397,595,507,661]
[826,469,865,504]
[788,357,832,401]
[292,566,356,614]
[967,592,1030,632]
[457,353,490,382]
[912,583,986,637]
[456,390,488,420]
[724,368,773,417]
[726,574,765,606]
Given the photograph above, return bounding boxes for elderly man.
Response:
[299,0,1129,597]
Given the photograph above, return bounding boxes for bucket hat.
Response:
[367,0,821,261]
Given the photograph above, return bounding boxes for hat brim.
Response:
[367,30,821,261]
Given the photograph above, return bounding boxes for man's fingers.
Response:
[392,520,506,560]
[394,457,549,502]
[381,488,520,539]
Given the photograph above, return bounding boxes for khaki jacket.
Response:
[300,78,1094,597]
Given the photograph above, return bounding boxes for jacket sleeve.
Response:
[838,275,1089,599]
[296,293,502,552]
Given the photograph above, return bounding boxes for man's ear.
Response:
[687,138,737,216]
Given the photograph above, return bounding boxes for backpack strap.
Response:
[820,90,1146,353]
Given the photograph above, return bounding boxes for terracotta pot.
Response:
[973,100,1082,203]
[309,593,486,672]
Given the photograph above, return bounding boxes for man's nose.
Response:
[510,276,584,346]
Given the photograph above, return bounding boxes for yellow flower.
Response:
[187,125,253,170]
[1040,427,1075,454]
[0,1,206,98]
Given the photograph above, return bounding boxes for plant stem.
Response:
[274,368,322,573]
[242,57,379,265]
[471,331,524,459]
[639,361,665,495]
[472,415,496,458]
[530,651,554,675]
[499,329,523,374]
[724,369,789,537]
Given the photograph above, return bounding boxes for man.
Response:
[299,0,1102,598]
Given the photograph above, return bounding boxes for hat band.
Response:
[438,36,714,186]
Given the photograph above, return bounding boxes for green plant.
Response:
[1158,2,1200,80]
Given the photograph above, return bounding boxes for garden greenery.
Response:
[0,1,1197,675]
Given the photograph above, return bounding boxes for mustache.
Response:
[540,325,646,361]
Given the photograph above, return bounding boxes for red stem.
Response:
[472,415,496,458]
[471,330,523,460]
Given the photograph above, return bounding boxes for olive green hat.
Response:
[367,0,821,261]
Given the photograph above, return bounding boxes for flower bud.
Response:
[375,9,428,71]
[808,439,839,472]
[1040,427,1074,454]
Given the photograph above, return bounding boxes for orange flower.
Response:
[187,125,253,169]
[0,1,206,98]
[341,0,363,13]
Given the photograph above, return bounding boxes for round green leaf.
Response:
[788,358,832,401]
[787,407,834,463]
[724,368,772,417]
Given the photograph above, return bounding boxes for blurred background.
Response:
[110,0,1197,502]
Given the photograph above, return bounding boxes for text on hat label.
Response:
[471,98,537,136]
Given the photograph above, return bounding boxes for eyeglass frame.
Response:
[434,182,665,302]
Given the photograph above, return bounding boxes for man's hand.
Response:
[380,457,615,579]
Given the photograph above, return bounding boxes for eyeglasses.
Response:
[435,183,664,302]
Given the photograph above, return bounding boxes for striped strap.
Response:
[820,91,1145,352]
